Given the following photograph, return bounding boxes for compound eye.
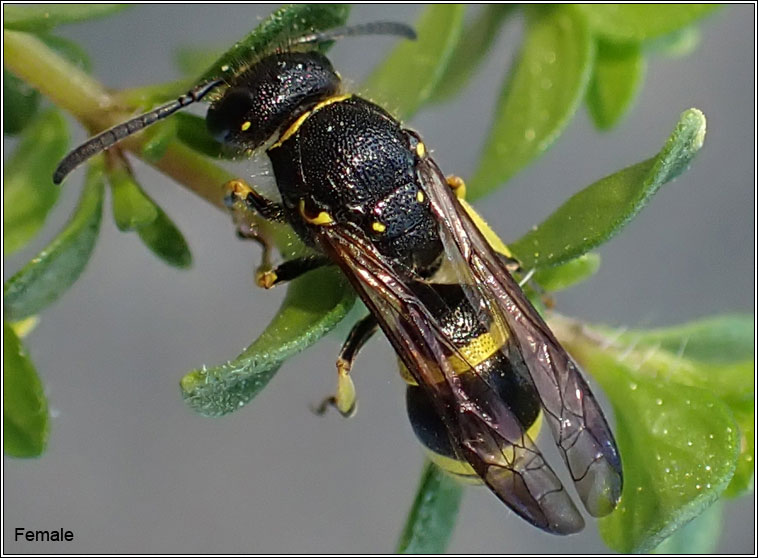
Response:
[206,87,256,143]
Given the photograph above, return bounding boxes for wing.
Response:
[417,158,623,518]
[316,223,585,535]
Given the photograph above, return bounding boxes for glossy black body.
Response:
[207,51,341,149]
[269,97,443,273]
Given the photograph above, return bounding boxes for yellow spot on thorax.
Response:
[416,190,425,203]
[240,121,251,131]
[415,141,426,158]
[272,94,352,148]
[298,199,334,226]
[371,221,387,233]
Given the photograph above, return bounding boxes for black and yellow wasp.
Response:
[54,20,622,535]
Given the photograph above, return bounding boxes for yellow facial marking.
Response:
[240,121,251,132]
[371,221,387,233]
[415,141,426,158]
[298,199,334,226]
[416,190,425,203]
[272,94,353,148]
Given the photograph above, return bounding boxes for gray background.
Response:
[4,4,754,554]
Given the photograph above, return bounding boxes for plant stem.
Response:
[3,29,236,214]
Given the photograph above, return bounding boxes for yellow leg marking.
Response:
[298,199,334,226]
[255,269,278,289]
[315,358,357,417]
[458,198,513,259]
[446,175,467,200]
[334,358,357,416]
[224,178,255,203]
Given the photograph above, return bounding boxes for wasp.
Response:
[54,19,622,535]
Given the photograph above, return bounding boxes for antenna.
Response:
[53,79,224,184]
[292,22,417,46]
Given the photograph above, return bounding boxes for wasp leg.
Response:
[446,175,467,200]
[255,255,331,289]
[315,314,379,418]
[223,178,285,222]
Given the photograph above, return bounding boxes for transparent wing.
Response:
[317,224,585,534]
[417,158,623,517]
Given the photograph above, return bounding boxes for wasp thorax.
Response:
[206,51,341,149]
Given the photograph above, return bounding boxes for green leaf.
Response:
[174,45,223,77]
[3,4,130,32]
[181,267,356,416]
[363,4,466,120]
[4,108,69,254]
[645,27,702,58]
[107,163,159,231]
[427,5,516,104]
[396,461,463,554]
[616,315,754,365]
[532,253,601,292]
[4,321,49,457]
[174,112,227,159]
[468,5,595,199]
[136,206,192,269]
[510,108,706,269]
[652,499,724,554]
[608,318,754,499]
[587,42,646,130]
[199,4,350,82]
[572,4,720,44]
[563,344,739,553]
[3,70,41,135]
[5,163,105,321]
[141,119,178,163]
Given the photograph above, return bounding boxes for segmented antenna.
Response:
[292,21,417,45]
[53,79,224,184]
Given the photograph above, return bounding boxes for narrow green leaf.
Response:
[618,315,754,365]
[199,4,350,82]
[363,4,466,120]
[3,321,49,457]
[174,45,223,77]
[428,5,516,104]
[107,164,159,231]
[510,108,706,269]
[141,119,178,163]
[572,4,720,44]
[174,112,228,159]
[136,206,192,269]
[645,27,702,58]
[396,461,463,554]
[5,164,105,321]
[652,499,724,554]
[563,344,739,553]
[181,268,356,416]
[3,4,129,32]
[4,108,69,254]
[468,6,595,199]
[587,42,646,130]
[532,253,601,292]
[3,70,41,135]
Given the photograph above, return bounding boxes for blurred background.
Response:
[4,4,754,554]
